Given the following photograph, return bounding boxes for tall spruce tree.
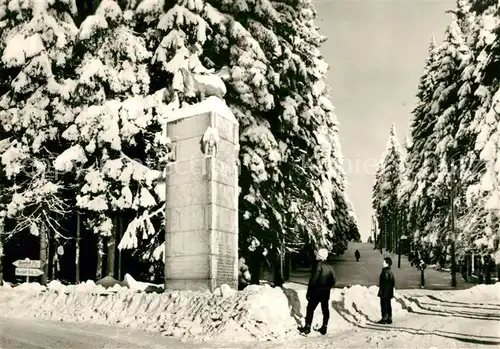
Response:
[0,0,79,284]
[406,37,441,247]
[372,125,403,252]
[404,0,500,267]
[463,1,500,258]
[424,18,471,256]
[54,0,170,278]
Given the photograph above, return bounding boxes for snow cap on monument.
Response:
[167,96,237,125]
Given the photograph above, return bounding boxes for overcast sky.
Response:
[314,0,454,241]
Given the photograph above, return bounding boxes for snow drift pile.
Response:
[436,282,500,303]
[0,282,298,342]
[398,282,500,308]
[3,280,498,342]
[336,285,411,324]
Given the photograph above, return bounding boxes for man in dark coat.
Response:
[299,248,336,335]
[377,256,395,324]
[355,249,361,261]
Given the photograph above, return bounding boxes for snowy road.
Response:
[290,242,471,290]
[0,317,202,349]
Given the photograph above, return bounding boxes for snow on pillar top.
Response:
[167,96,238,125]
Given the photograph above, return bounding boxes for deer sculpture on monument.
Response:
[171,44,228,158]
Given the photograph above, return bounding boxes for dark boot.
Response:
[298,324,311,335]
[316,325,327,335]
[385,318,392,324]
[376,318,387,324]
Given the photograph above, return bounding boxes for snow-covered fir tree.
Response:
[372,165,383,247]
[461,0,500,261]
[0,0,358,282]
[407,38,447,252]
[345,201,361,244]
[53,0,172,278]
[372,124,403,252]
[0,0,79,283]
[420,17,471,254]
[406,37,441,247]
[404,0,500,266]
[397,135,411,244]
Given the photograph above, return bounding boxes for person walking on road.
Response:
[299,248,336,336]
[354,249,361,262]
[377,256,395,324]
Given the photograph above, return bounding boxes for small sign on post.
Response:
[13,259,42,269]
[13,258,42,283]
[15,268,43,277]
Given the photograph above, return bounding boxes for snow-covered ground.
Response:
[1,279,298,342]
[1,280,499,346]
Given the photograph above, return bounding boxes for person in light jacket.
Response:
[299,248,336,335]
[377,256,395,324]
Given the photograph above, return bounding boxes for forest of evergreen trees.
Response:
[0,0,359,284]
[372,0,500,280]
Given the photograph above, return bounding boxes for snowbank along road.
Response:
[1,283,499,349]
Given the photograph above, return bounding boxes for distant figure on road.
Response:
[460,258,467,281]
[299,248,336,336]
[418,259,426,288]
[355,249,361,262]
[377,256,395,324]
[238,257,251,291]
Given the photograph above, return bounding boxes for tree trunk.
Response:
[485,260,492,284]
[385,217,392,252]
[393,213,397,253]
[386,218,390,251]
[398,210,403,268]
[465,253,472,279]
[380,218,387,253]
[75,212,81,284]
[273,258,284,287]
[410,209,417,265]
[52,239,58,280]
[0,236,3,286]
[273,244,284,287]
[379,219,384,253]
[395,214,398,253]
[117,215,122,280]
[96,235,103,280]
[478,258,483,283]
[284,251,291,281]
[390,215,394,253]
[40,224,49,285]
[392,215,395,252]
[386,218,390,252]
[249,251,261,285]
[393,214,396,253]
[385,218,388,251]
[106,217,116,277]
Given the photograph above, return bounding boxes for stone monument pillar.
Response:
[164,96,239,291]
